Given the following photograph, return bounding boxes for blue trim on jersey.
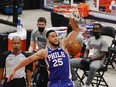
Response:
[46,46,70,82]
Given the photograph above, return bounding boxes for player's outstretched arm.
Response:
[7,49,46,82]
[68,17,79,31]
[61,18,79,46]
[66,18,79,39]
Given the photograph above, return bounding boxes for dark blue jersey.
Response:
[46,46,72,82]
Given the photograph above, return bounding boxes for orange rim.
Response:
[53,5,77,13]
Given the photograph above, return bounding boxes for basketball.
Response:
[66,40,82,55]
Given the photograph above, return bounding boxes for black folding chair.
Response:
[101,26,116,69]
[75,55,109,87]
[80,59,109,87]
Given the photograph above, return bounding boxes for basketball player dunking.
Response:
[7,18,80,87]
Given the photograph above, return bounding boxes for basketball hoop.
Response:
[53,3,89,19]
[53,5,81,19]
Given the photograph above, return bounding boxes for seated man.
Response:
[70,23,108,87]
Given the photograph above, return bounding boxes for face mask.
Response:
[93,32,101,39]
[38,27,45,32]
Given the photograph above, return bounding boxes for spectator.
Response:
[70,23,108,87]
[28,17,48,87]
[28,17,47,52]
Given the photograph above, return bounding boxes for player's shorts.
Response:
[48,79,74,87]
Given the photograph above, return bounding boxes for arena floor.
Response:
[0,9,116,87]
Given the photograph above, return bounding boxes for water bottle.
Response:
[17,19,22,33]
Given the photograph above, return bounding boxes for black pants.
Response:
[3,77,26,87]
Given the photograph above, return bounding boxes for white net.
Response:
[53,5,81,19]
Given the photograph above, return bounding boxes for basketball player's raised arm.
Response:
[7,49,46,82]
[62,18,79,44]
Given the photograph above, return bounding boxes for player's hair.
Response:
[93,23,103,30]
[46,30,56,38]
[37,17,46,24]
